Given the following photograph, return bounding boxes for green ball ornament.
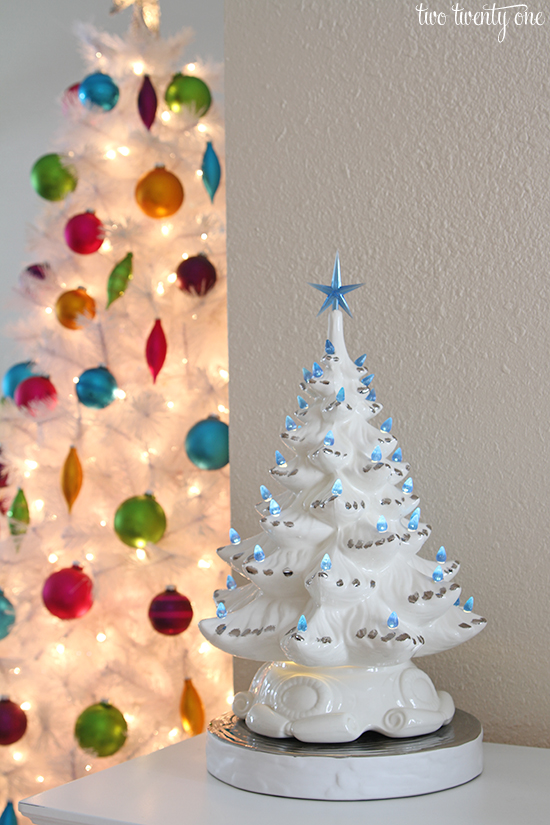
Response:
[31,154,77,201]
[164,73,211,116]
[75,701,127,757]
[114,493,166,548]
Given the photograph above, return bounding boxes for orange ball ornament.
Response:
[135,166,184,219]
[56,287,96,330]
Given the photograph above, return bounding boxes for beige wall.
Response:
[225,0,550,747]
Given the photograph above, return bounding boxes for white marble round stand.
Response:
[206,710,483,800]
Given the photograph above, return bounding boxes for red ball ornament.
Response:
[176,255,217,296]
[64,212,104,255]
[148,586,193,635]
[14,376,57,416]
[42,563,93,620]
[0,697,28,746]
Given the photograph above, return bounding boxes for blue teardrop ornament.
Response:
[201,142,221,202]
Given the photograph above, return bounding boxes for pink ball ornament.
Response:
[64,212,104,255]
[42,563,93,620]
[14,376,57,416]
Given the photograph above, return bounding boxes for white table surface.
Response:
[20,736,550,825]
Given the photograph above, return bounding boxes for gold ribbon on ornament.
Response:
[110,0,160,35]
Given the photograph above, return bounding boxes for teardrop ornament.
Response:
[106,252,133,308]
[229,528,241,544]
[61,445,83,513]
[180,678,205,737]
[146,318,167,383]
[138,74,158,130]
[201,142,221,202]
[377,516,388,533]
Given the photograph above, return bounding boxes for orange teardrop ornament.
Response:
[61,446,83,513]
[180,678,205,737]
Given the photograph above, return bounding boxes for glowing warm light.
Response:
[20,702,31,711]
[187,63,196,71]
[105,149,117,160]
[48,553,58,563]
[33,499,44,511]
[13,668,21,675]
[167,272,177,283]
[25,460,38,470]
[36,776,45,783]
[161,111,171,122]
[219,368,229,381]
[141,451,149,462]
[86,553,95,561]
[226,693,235,706]
[168,727,179,739]
[197,123,207,133]
[182,358,188,364]
[96,633,107,643]
[85,765,92,772]
[156,282,165,295]
[136,548,147,561]
[24,472,30,479]
[114,389,126,399]
[56,644,65,654]
[117,146,130,156]
[101,239,113,253]
[217,405,229,414]
[188,485,201,497]
[161,224,172,236]
[124,713,135,724]
[96,52,102,58]
[199,642,212,655]
[197,559,211,569]
[13,752,23,762]
[166,401,174,409]
[182,252,189,260]
[196,170,203,177]
[200,233,208,240]
[133,61,145,75]
[191,314,198,320]
[73,377,80,384]
[45,307,53,315]
[100,520,107,527]
[149,447,158,456]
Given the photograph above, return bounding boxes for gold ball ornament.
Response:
[55,288,96,330]
[135,166,184,219]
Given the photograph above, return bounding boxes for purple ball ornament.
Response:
[148,586,193,635]
[176,255,217,297]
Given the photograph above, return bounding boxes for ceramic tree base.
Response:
[206,710,483,800]
[233,660,455,742]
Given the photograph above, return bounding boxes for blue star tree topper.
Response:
[309,252,363,316]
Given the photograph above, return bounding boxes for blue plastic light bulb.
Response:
[355,354,367,366]
[454,598,460,607]
[312,362,324,378]
[436,546,447,563]
[226,575,237,590]
[302,368,313,382]
[432,565,444,582]
[392,448,402,462]
[408,508,420,530]
[464,597,474,612]
[366,389,376,401]
[387,612,399,629]
[254,544,265,562]
[321,553,332,571]
[402,478,413,494]
[297,615,307,632]
[331,479,343,496]
[324,430,335,447]
[371,445,382,462]
[361,373,374,386]
[297,396,308,410]
[269,499,281,516]
[377,516,388,533]
[325,339,335,355]
[381,417,393,433]
[286,416,298,431]
[336,387,345,403]
[260,485,272,501]
[216,602,227,619]
[229,528,241,545]
[275,450,286,466]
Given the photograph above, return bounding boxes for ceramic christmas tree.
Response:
[200,255,486,783]
[0,1,231,810]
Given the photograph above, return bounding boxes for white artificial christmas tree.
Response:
[0,3,231,811]
[201,254,486,745]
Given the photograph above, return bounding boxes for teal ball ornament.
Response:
[79,73,119,112]
[74,701,127,757]
[2,361,36,399]
[0,590,15,640]
[185,416,228,470]
[76,366,118,409]
[30,154,77,201]
[114,493,166,548]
